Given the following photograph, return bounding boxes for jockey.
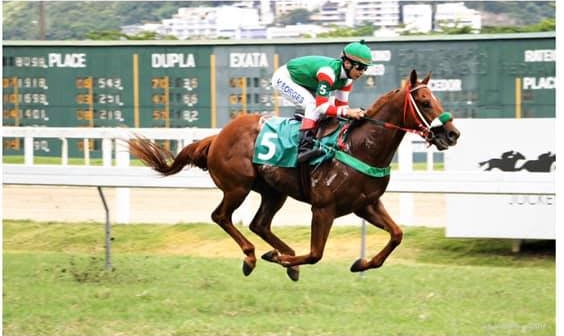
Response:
[271,40,372,163]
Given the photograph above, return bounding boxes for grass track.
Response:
[3,221,555,336]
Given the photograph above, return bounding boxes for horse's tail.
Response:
[478,160,487,167]
[128,135,215,176]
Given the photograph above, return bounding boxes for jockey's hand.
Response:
[345,108,366,120]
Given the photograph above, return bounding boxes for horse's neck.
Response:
[349,99,406,167]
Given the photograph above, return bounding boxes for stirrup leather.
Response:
[298,130,324,163]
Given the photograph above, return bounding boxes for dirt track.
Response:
[3,185,445,227]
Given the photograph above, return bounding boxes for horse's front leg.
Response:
[350,200,403,272]
[269,206,335,267]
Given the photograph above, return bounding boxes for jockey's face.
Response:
[343,59,367,80]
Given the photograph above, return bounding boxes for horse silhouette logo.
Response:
[519,151,556,172]
[479,150,555,172]
[479,150,525,171]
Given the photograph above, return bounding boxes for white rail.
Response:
[3,165,555,195]
[2,126,218,166]
[2,126,555,226]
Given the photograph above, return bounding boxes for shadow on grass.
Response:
[519,239,555,255]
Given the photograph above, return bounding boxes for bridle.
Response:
[361,83,453,143]
[332,81,455,176]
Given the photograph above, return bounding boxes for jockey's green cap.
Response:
[343,40,372,65]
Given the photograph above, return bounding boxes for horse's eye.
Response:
[421,101,431,109]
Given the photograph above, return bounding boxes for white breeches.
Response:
[271,65,322,121]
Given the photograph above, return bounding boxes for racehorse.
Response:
[128,70,460,281]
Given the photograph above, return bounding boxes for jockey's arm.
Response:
[314,75,365,120]
[334,82,365,119]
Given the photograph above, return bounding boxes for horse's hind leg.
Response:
[350,200,403,272]
[211,188,257,276]
[248,189,300,281]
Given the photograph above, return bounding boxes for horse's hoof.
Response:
[350,258,365,273]
[261,250,279,263]
[242,261,254,276]
[286,266,300,282]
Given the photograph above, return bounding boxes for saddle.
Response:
[292,112,344,142]
[253,114,344,201]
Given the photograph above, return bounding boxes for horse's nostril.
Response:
[448,130,460,141]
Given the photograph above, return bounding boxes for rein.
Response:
[327,83,453,178]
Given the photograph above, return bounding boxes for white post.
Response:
[115,137,130,223]
[233,197,253,226]
[61,138,69,166]
[398,136,414,225]
[24,134,34,166]
[426,150,434,171]
[83,138,90,166]
[102,137,112,167]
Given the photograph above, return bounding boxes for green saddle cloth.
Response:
[252,117,342,167]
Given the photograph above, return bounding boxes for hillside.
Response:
[2,1,556,40]
[465,1,555,26]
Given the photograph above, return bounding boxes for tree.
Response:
[85,30,127,40]
[85,30,177,40]
[317,23,374,38]
[481,18,554,34]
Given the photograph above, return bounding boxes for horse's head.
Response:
[401,70,461,150]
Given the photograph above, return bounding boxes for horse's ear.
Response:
[422,71,432,84]
[410,69,417,86]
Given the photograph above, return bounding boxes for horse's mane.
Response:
[367,88,401,116]
[346,87,402,133]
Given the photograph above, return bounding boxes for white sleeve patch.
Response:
[335,90,350,102]
[317,66,336,83]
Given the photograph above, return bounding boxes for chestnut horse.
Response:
[129,70,460,281]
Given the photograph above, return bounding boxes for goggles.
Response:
[343,56,368,71]
[352,62,368,71]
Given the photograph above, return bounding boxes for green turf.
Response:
[3,221,555,336]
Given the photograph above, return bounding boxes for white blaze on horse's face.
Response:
[409,85,436,129]
[413,84,447,128]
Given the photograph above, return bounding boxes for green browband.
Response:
[334,150,391,178]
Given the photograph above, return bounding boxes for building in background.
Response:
[435,2,481,33]
[309,1,348,26]
[274,0,318,15]
[351,1,400,27]
[310,0,400,28]
[121,1,483,39]
[121,23,163,36]
[267,24,329,39]
[124,6,264,39]
[403,4,433,34]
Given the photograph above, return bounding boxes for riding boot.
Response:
[297,129,324,163]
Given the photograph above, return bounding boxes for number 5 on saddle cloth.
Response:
[252,117,340,167]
